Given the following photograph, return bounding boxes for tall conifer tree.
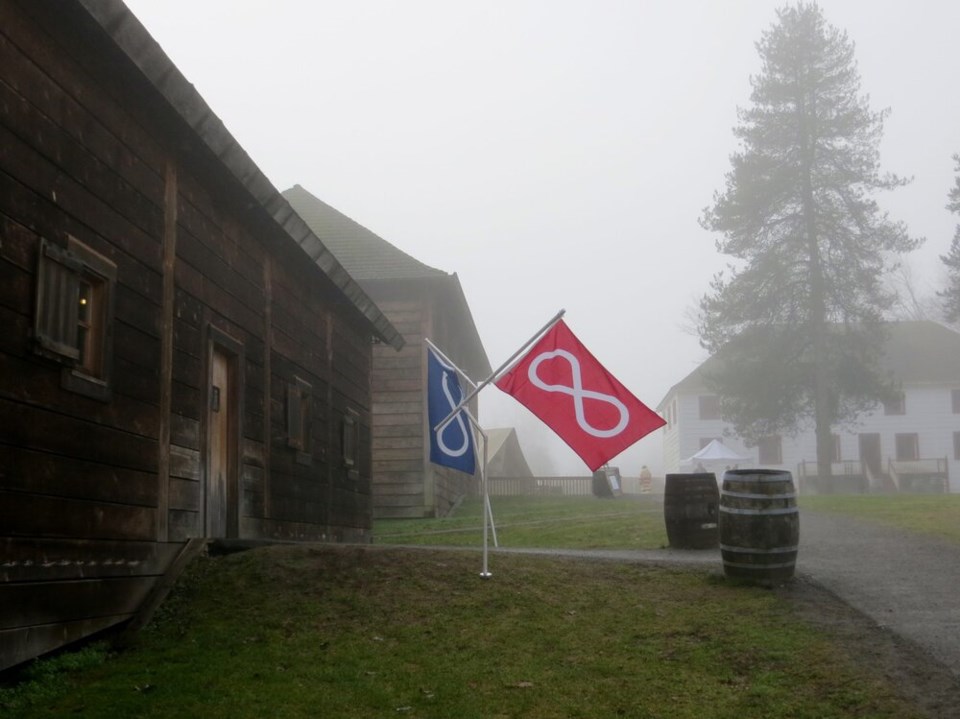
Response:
[699,3,920,480]
[940,154,960,324]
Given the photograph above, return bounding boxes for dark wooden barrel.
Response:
[663,473,719,549]
[719,469,799,585]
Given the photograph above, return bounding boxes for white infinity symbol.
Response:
[437,367,471,457]
[528,349,629,438]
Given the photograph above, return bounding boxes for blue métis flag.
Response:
[427,347,476,474]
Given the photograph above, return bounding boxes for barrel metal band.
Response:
[724,475,795,484]
[720,544,799,554]
[721,560,797,569]
[719,506,799,516]
[721,490,797,500]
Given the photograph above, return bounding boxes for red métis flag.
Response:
[495,320,666,471]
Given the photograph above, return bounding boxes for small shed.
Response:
[485,428,535,479]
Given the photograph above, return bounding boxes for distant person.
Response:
[695,461,707,473]
[639,465,652,493]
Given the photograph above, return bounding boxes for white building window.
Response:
[757,435,782,465]
[895,433,919,461]
[698,395,721,420]
[883,392,906,416]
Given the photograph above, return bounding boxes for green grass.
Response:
[5,493,954,718]
[375,495,669,549]
[2,544,921,719]
[374,493,960,551]
[798,494,960,543]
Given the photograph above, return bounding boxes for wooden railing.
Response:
[483,476,593,497]
[888,457,949,493]
[796,457,949,494]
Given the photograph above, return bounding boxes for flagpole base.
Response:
[479,571,492,579]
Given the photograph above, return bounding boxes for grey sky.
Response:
[124,0,960,475]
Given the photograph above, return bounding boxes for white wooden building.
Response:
[657,321,960,493]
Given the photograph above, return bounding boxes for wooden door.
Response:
[858,433,882,479]
[207,346,238,538]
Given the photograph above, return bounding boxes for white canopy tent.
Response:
[682,439,752,469]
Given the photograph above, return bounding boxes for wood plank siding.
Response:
[281,186,491,520]
[0,0,400,671]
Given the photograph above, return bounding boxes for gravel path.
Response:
[795,509,960,678]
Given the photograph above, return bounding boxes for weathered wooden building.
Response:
[283,185,491,518]
[0,0,403,671]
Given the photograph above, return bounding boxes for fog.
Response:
[123,0,960,475]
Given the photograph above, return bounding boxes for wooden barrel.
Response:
[719,469,799,585]
[663,473,719,549]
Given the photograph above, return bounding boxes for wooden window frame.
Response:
[34,236,116,401]
[342,408,359,471]
[287,375,313,465]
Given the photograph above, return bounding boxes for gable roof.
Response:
[74,0,403,350]
[283,184,492,377]
[659,320,960,408]
[283,185,447,282]
[485,428,534,478]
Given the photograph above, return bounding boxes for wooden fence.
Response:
[482,475,651,497]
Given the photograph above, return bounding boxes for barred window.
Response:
[34,236,116,400]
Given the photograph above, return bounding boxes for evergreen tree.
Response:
[698,3,920,480]
[940,154,960,324]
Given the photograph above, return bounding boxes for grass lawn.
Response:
[5,492,954,717]
[2,544,923,719]
[798,493,960,544]
[375,495,669,550]
[377,492,960,550]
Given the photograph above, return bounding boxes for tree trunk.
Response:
[798,81,834,481]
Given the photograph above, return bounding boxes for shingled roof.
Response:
[74,0,403,350]
[283,185,448,282]
[660,320,960,406]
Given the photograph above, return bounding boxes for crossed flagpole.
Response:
[428,306,664,578]
[428,309,566,578]
[425,338,499,578]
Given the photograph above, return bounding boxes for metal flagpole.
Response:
[479,419,491,577]
[424,338,479,392]
[433,308,565,436]
[426,312,566,576]
[462,406,494,576]
[426,339,497,576]
[486,494,499,548]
